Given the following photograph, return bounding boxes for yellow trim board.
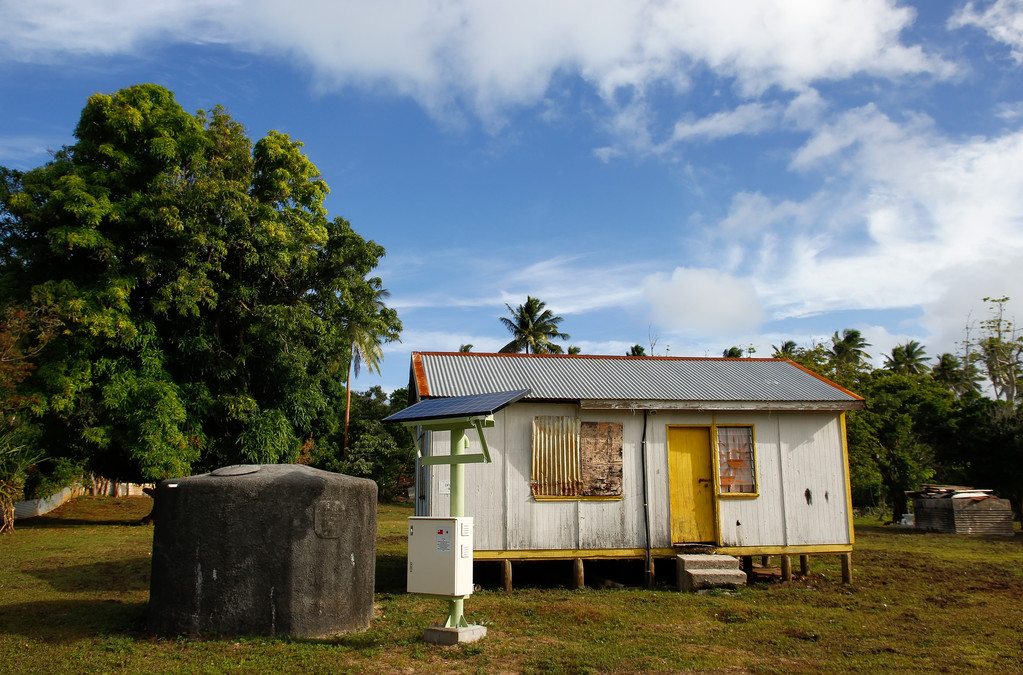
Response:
[533,496,623,502]
[841,412,856,546]
[474,544,853,562]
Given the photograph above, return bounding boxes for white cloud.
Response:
[951,0,1023,63]
[714,105,1023,344]
[668,102,783,144]
[388,253,647,317]
[0,1,953,124]
[0,135,59,169]
[642,267,765,337]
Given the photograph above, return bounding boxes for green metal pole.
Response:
[450,428,466,517]
[446,428,468,627]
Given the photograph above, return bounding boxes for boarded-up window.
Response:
[717,426,756,494]
[531,417,623,498]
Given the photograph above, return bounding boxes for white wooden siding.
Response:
[420,404,851,552]
[779,412,852,545]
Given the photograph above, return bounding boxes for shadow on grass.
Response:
[375,553,407,593]
[17,515,150,528]
[23,557,151,593]
[0,599,148,641]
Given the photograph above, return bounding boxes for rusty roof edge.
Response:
[411,353,429,398]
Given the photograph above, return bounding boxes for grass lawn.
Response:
[1,497,1021,673]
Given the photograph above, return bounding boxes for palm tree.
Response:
[722,346,744,358]
[567,346,582,354]
[829,329,871,368]
[343,280,400,450]
[931,352,982,396]
[499,296,569,354]
[626,345,646,356]
[772,340,798,358]
[458,344,473,352]
[883,340,930,375]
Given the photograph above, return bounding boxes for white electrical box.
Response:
[407,517,474,596]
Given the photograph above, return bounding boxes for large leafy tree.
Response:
[846,370,955,521]
[499,296,569,354]
[0,84,401,485]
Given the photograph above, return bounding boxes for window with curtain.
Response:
[716,426,756,494]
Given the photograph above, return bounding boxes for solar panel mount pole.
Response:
[445,427,468,628]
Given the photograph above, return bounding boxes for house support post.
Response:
[799,555,810,576]
[572,558,585,589]
[741,556,754,578]
[501,560,513,592]
[761,555,770,567]
[780,555,791,582]
[840,553,853,584]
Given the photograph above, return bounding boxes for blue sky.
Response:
[3,0,1023,393]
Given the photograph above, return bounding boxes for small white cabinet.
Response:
[407,517,474,596]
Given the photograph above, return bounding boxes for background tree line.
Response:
[764,298,1022,523]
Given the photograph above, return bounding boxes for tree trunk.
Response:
[139,486,157,525]
[343,359,353,456]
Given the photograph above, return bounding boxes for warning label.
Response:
[436,529,452,553]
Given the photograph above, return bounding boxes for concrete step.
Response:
[680,568,748,592]
[676,554,741,571]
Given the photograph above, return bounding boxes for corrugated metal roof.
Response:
[411,352,863,408]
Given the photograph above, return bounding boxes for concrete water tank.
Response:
[147,464,376,638]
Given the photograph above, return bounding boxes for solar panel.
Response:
[384,389,530,424]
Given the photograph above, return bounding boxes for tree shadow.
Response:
[375,553,407,593]
[0,599,148,642]
[16,515,150,528]
[22,557,151,593]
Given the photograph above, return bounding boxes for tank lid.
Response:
[210,464,262,477]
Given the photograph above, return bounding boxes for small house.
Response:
[405,351,864,583]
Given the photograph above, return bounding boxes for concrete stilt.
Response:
[501,560,513,593]
[841,553,853,584]
[799,555,810,576]
[780,555,791,582]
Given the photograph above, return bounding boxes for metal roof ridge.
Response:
[410,350,791,363]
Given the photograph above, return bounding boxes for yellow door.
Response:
[667,426,716,544]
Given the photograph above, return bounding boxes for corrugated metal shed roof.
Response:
[411,352,864,410]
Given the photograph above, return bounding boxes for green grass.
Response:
[2,498,1021,673]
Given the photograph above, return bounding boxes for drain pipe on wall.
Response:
[641,409,654,589]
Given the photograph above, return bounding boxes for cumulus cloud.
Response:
[643,267,765,337]
[951,0,1023,63]
[710,105,1023,354]
[0,0,952,123]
